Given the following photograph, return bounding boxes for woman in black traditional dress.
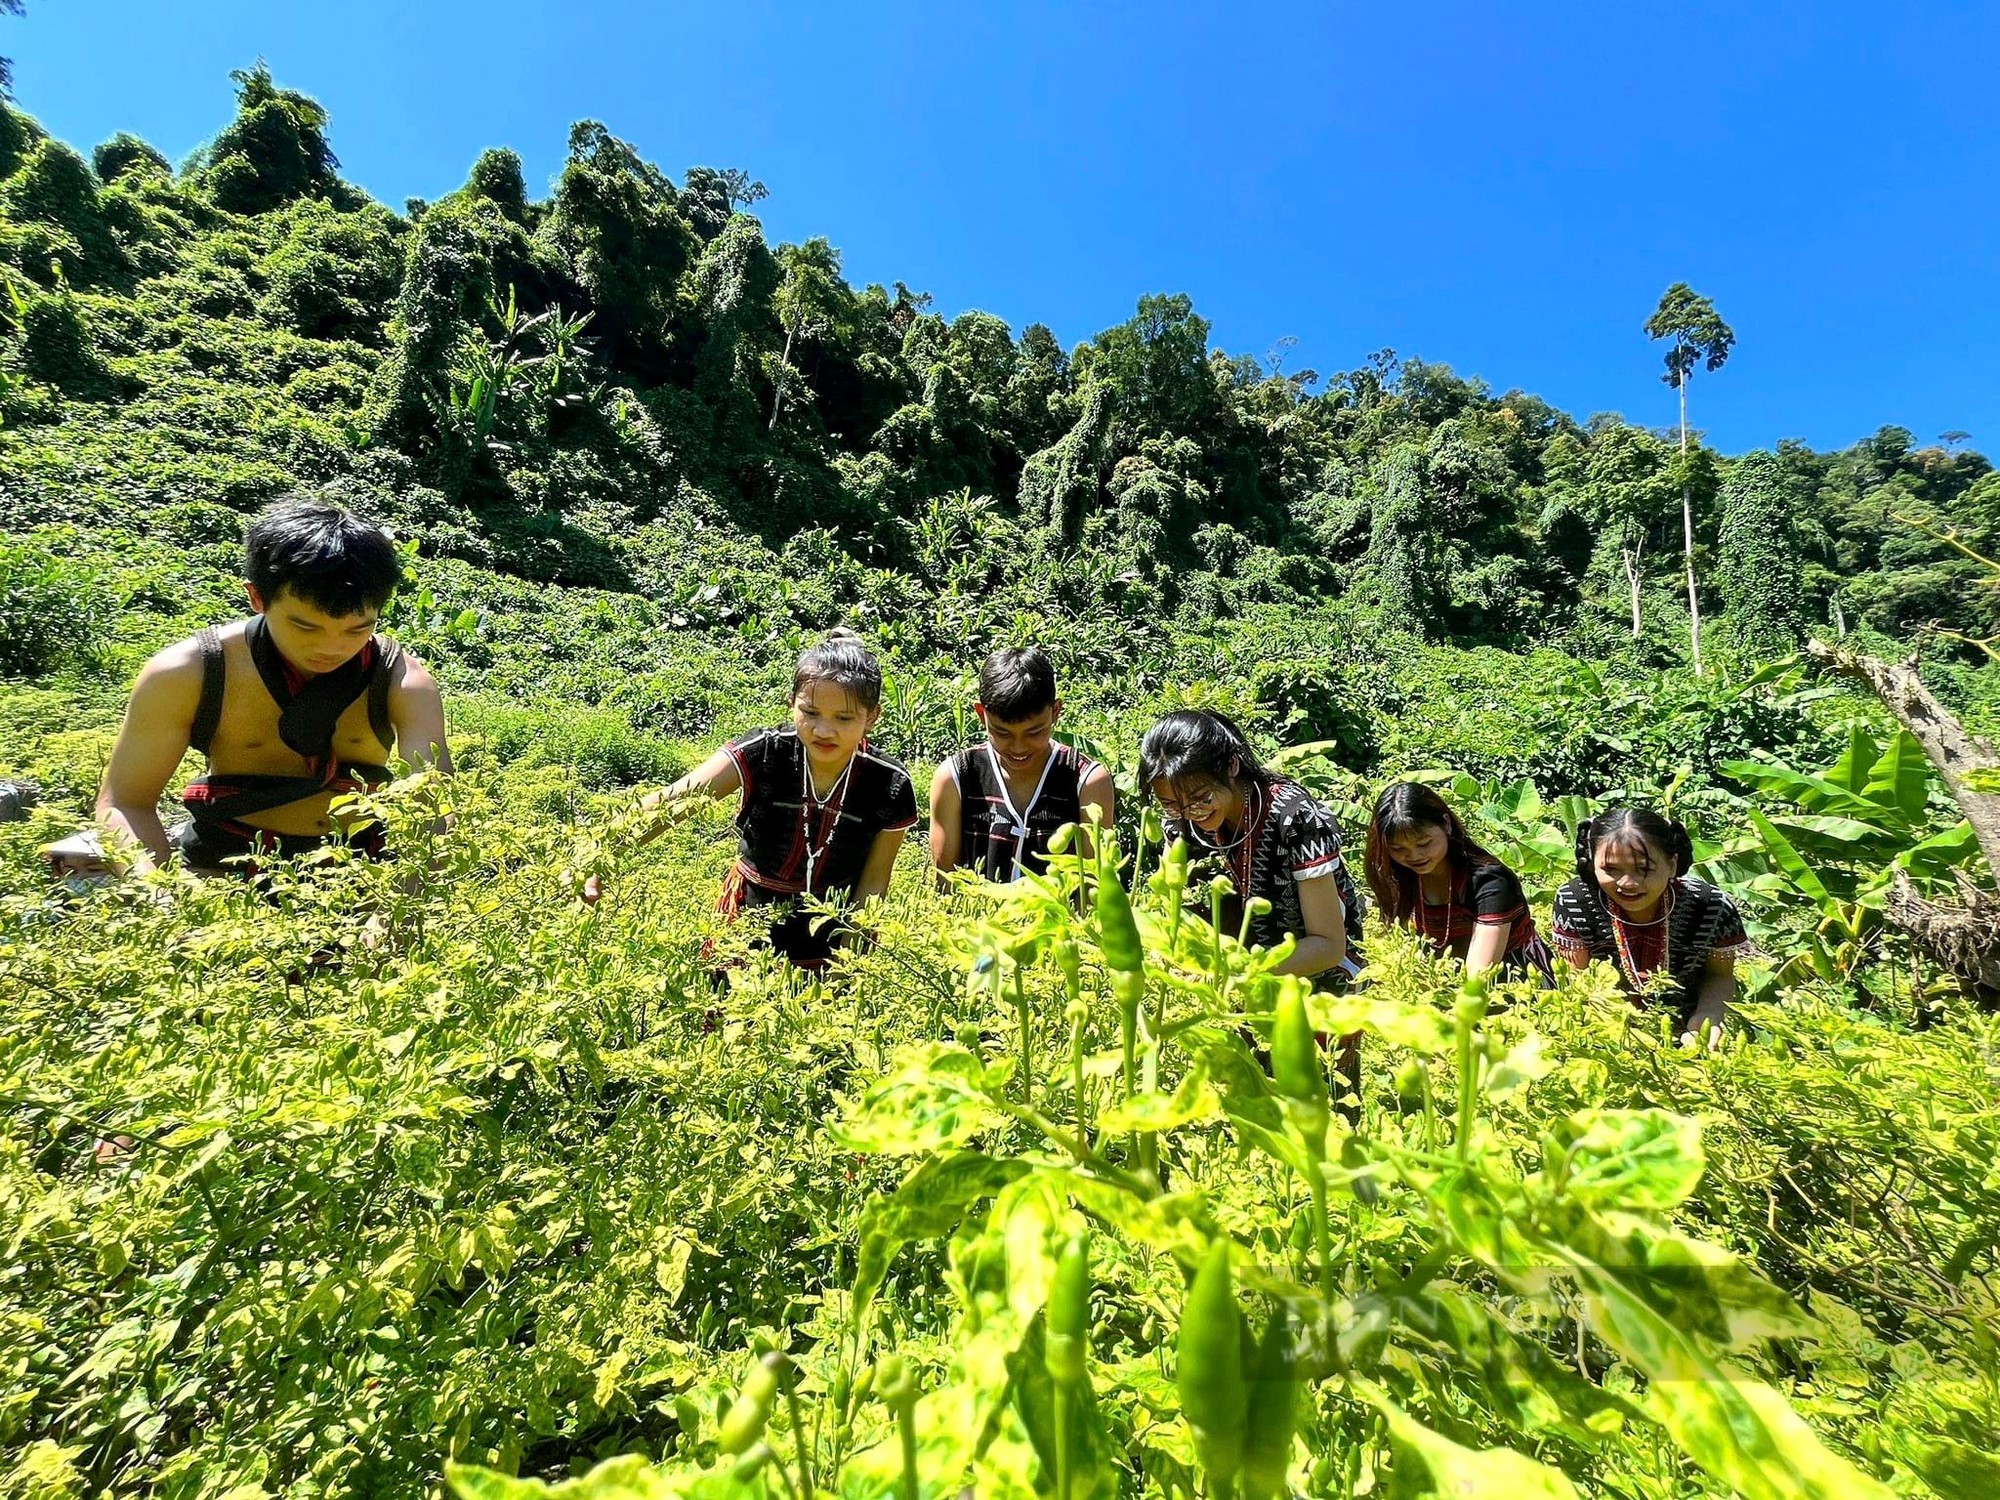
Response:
[1363,782,1554,981]
[1549,806,1751,1046]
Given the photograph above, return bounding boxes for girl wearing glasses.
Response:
[1139,710,1365,1101]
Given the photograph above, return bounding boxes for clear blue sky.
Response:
[9,0,1995,454]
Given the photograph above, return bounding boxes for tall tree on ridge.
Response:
[769,236,844,431]
[1645,282,1735,674]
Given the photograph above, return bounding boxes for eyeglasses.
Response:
[1157,785,1222,822]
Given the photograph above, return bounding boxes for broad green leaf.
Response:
[1861,730,1930,823]
[997,1172,1067,1324]
[1559,1255,1894,1500]
[1550,1208,1815,1348]
[1483,1033,1551,1103]
[1399,1285,1634,1445]
[1554,1109,1704,1211]
[1353,1380,1581,1497]
[1824,725,1881,794]
[1743,807,1833,908]
[1309,993,1455,1053]
[1720,758,1882,819]
[1888,820,1980,884]
[1008,1320,1121,1500]
[1098,1058,1219,1132]
[851,1151,1027,1331]
[831,1043,1003,1155]
[1905,1437,2000,1500]
[1767,812,1905,847]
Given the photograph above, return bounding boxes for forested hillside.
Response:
[4,65,2000,1500]
[3,66,1997,709]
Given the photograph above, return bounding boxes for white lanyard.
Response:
[800,752,854,892]
[985,743,1058,883]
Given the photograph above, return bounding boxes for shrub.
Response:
[0,539,116,676]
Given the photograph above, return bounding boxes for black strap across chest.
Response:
[182,621,400,833]
[189,621,398,761]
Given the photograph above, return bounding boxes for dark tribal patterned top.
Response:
[945,741,1101,882]
[1167,776,1365,983]
[719,727,918,967]
[1550,875,1752,1023]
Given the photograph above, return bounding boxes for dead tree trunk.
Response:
[1807,638,2000,1000]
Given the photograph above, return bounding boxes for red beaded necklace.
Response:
[1607,882,1676,989]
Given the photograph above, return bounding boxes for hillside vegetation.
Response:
[2,67,1998,1500]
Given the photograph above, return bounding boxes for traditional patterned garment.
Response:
[945,740,1100,882]
[1407,859,1556,981]
[1549,876,1752,1023]
[1166,776,1365,982]
[720,727,919,968]
[176,618,399,874]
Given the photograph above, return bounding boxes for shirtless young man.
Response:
[80,491,449,878]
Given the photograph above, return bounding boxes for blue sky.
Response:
[8,0,1995,454]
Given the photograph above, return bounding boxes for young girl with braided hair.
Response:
[1549,806,1751,1046]
[593,629,918,972]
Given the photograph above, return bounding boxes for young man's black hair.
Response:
[245,493,404,618]
[978,646,1059,722]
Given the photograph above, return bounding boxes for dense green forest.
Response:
[3,66,2000,1500]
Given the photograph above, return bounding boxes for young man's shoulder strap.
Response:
[189,627,226,755]
[367,635,402,754]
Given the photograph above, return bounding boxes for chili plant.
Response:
[453,826,1900,1500]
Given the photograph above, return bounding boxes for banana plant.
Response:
[1717,727,1979,985]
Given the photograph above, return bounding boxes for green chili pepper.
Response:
[1045,1233,1091,1387]
[875,1352,914,1408]
[1055,934,1083,1003]
[1095,862,1145,984]
[1271,990,1323,1108]
[1392,1058,1428,1113]
[1097,844,1148,1117]
[730,1442,773,1485]
[1241,1307,1300,1500]
[718,1350,788,1455]
[1340,1132,1382,1206]
[1178,1240,1248,1488]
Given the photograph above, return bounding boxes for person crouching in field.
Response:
[1363,782,1554,981]
[930,646,1115,883]
[1139,709,1365,1107]
[602,629,918,973]
[1550,806,1751,1047]
[70,491,449,881]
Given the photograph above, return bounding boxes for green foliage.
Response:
[463,148,530,222]
[0,96,42,179]
[196,64,342,215]
[255,198,401,340]
[0,536,114,674]
[4,271,114,396]
[0,136,121,283]
[1367,443,1442,631]
[394,824,1994,1500]
[91,133,170,184]
[540,121,693,378]
[2,82,1999,1497]
[1716,450,1805,658]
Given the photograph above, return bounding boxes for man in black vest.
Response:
[76,490,449,878]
